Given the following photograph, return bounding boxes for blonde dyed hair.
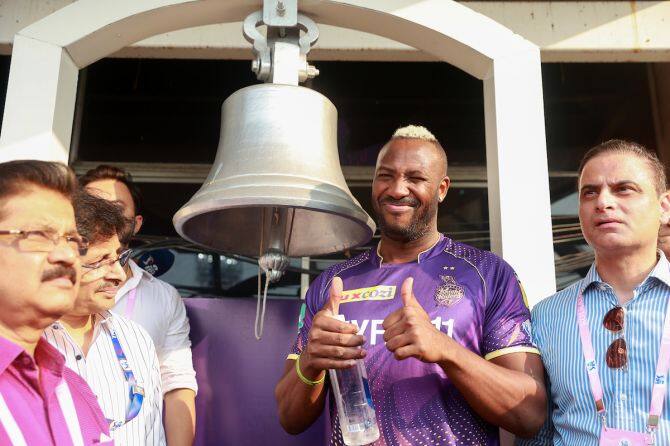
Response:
[392,125,439,143]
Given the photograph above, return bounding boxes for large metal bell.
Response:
[173,83,376,258]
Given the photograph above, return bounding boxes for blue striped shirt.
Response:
[519,254,670,445]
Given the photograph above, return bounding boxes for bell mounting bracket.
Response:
[243,0,319,85]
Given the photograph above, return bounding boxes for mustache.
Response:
[380,196,419,207]
[42,265,77,284]
[95,281,120,292]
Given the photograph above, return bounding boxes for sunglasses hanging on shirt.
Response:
[603,306,627,369]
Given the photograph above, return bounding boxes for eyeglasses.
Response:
[0,229,89,255]
[82,249,132,275]
[603,306,627,369]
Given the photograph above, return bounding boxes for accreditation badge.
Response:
[599,427,652,446]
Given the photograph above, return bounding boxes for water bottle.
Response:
[329,315,380,445]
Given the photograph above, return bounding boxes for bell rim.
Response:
[173,199,376,256]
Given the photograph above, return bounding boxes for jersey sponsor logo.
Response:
[434,275,464,307]
[349,317,454,345]
[508,319,533,346]
[340,285,396,304]
[521,319,534,345]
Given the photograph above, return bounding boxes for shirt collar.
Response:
[0,336,65,376]
[0,336,25,374]
[580,250,670,295]
[116,259,153,302]
[371,233,447,267]
[51,311,115,347]
[96,310,114,325]
[33,338,66,376]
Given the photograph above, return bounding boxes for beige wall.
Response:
[1,1,670,62]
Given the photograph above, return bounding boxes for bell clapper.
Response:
[255,207,293,340]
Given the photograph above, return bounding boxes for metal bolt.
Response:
[251,58,260,74]
[306,64,320,79]
[277,1,285,16]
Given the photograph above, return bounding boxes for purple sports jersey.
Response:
[289,235,537,446]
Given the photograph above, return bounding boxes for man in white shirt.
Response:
[44,191,165,446]
[80,165,197,445]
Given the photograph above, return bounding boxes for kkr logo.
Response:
[340,285,396,304]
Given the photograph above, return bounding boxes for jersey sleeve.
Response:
[482,260,539,360]
[287,272,328,360]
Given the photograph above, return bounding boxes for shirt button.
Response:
[620,393,627,401]
[75,354,83,361]
[51,324,59,329]
[21,357,32,367]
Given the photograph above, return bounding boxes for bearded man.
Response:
[274,125,547,445]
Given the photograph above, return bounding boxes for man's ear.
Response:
[438,176,451,203]
[133,214,143,235]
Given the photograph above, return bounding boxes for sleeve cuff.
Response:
[484,346,540,361]
[162,374,198,395]
[160,347,198,395]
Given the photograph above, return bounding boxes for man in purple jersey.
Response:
[275,125,547,445]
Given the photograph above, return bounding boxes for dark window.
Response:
[68,59,658,293]
[0,56,11,132]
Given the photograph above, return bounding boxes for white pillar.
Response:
[484,49,556,305]
[0,34,78,162]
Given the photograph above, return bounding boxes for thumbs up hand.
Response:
[383,277,453,364]
[300,277,367,379]
[324,275,343,316]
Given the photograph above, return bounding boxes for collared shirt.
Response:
[113,260,197,394]
[290,235,537,446]
[520,254,670,445]
[43,311,165,446]
[0,336,111,445]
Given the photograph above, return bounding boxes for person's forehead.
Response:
[580,153,655,186]
[377,139,437,169]
[0,188,75,231]
[85,179,134,208]
[83,235,122,260]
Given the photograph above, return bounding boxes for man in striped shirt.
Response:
[81,165,197,446]
[44,191,165,445]
[521,140,670,445]
[0,160,111,445]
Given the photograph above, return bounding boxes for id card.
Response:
[600,427,652,446]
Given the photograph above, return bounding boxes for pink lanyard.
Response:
[577,291,670,435]
[124,288,138,319]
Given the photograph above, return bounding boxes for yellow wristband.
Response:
[295,354,325,386]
